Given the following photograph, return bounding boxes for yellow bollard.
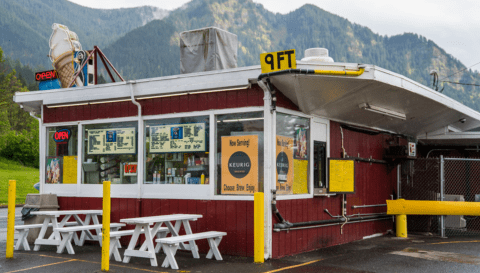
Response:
[6,180,16,258]
[254,192,264,263]
[101,181,111,271]
[396,214,407,238]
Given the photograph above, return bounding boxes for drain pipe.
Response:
[271,189,292,229]
[129,81,143,202]
[29,111,42,193]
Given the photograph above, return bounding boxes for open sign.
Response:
[124,162,137,176]
[35,70,58,81]
[53,129,71,143]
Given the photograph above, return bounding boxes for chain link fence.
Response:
[400,158,441,235]
[400,157,480,237]
[444,158,480,237]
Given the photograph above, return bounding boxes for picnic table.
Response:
[120,214,203,266]
[30,210,103,251]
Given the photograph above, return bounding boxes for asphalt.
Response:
[2,233,480,273]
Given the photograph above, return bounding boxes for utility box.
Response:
[22,194,59,243]
[180,27,238,74]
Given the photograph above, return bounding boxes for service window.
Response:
[144,116,209,185]
[314,141,326,193]
[216,112,264,195]
[45,126,78,184]
[82,121,138,184]
[276,112,310,195]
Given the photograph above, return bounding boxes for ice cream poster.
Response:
[294,127,308,160]
[46,157,63,184]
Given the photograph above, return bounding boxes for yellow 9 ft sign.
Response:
[260,49,296,73]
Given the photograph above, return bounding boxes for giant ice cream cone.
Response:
[53,52,75,88]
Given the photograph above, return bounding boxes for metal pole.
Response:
[6,180,16,258]
[254,192,264,263]
[101,181,111,271]
[440,155,445,238]
[397,164,401,199]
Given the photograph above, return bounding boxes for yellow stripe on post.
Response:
[101,181,111,271]
[6,180,16,258]
[254,192,264,263]
[387,199,480,216]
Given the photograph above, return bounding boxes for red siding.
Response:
[57,197,254,257]
[43,85,276,123]
[271,121,399,258]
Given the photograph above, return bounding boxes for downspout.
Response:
[258,79,274,260]
[129,81,143,216]
[30,111,42,194]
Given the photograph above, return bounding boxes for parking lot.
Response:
[2,228,480,273]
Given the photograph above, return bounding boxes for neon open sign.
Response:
[53,129,71,143]
[35,70,58,81]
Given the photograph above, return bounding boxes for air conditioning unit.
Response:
[442,194,467,229]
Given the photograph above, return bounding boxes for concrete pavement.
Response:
[2,233,480,272]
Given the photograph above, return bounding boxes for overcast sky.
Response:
[68,0,480,71]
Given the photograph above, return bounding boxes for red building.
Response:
[14,45,480,259]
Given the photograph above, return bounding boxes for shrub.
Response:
[0,128,39,168]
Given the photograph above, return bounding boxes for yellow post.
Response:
[101,181,111,271]
[6,180,16,258]
[254,192,264,263]
[396,214,407,238]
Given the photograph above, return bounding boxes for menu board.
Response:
[149,123,206,153]
[328,159,355,194]
[87,128,136,155]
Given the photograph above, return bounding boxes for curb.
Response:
[0,204,24,208]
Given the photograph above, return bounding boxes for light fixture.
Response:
[217,117,264,123]
[359,103,406,120]
[459,118,466,123]
[47,102,89,108]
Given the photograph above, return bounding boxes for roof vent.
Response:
[180,27,238,74]
[301,48,334,63]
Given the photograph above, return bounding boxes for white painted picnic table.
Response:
[30,210,103,251]
[120,214,203,266]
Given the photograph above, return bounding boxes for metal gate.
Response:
[400,157,480,237]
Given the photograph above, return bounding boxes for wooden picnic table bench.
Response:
[156,231,227,270]
[54,223,125,254]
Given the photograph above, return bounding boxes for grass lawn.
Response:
[0,157,39,205]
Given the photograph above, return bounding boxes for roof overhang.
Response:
[267,61,480,137]
[13,66,261,114]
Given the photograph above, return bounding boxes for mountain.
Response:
[0,0,169,68]
[2,0,480,112]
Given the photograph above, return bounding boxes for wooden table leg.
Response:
[34,217,52,251]
[182,220,199,258]
[122,224,143,264]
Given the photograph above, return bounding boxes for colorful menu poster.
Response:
[46,157,63,184]
[221,135,258,195]
[276,136,293,194]
[150,123,206,153]
[63,156,77,184]
[294,127,308,160]
[87,128,136,155]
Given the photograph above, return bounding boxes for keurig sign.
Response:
[222,135,258,194]
[228,151,251,178]
[276,136,294,194]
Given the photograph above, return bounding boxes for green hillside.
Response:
[0,0,169,68]
[2,0,480,111]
